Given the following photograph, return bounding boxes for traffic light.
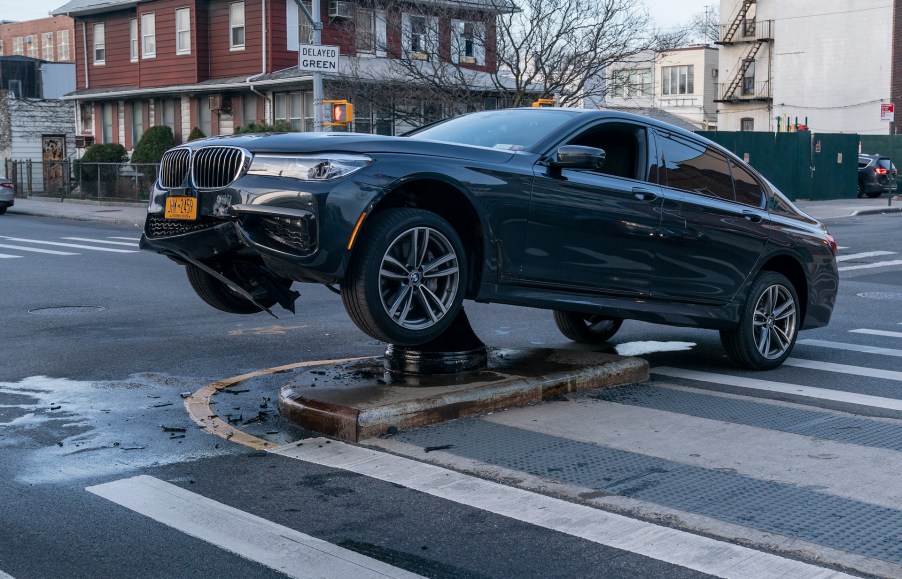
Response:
[531,98,557,108]
[324,100,354,126]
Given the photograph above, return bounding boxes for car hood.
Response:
[182,132,517,163]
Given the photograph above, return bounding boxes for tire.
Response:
[720,271,800,370]
[865,189,882,199]
[857,182,864,198]
[553,310,623,344]
[341,208,467,345]
[0,206,7,215]
[186,263,282,314]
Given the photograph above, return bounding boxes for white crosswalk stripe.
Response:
[107,236,141,241]
[0,236,136,253]
[62,237,139,247]
[851,329,902,339]
[88,476,423,579]
[0,243,78,255]
[835,250,896,262]
[796,338,902,357]
[0,253,22,259]
[838,259,902,272]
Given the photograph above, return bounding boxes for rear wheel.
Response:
[857,181,864,198]
[186,263,286,314]
[720,271,799,370]
[342,208,467,345]
[0,206,7,215]
[553,310,623,344]
[866,189,882,198]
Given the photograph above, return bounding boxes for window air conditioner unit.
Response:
[329,1,353,19]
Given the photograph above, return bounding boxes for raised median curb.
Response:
[279,348,649,442]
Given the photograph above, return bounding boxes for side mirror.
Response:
[551,145,606,170]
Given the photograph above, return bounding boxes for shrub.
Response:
[76,143,128,181]
[234,120,297,134]
[187,126,207,141]
[131,125,175,183]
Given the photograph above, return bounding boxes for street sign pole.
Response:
[312,1,323,132]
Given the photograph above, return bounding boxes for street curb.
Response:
[850,206,902,216]
[279,349,649,442]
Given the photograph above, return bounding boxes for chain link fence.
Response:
[2,159,159,203]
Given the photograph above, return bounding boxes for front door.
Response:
[521,121,662,296]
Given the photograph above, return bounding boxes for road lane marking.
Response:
[0,253,22,259]
[838,259,902,272]
[0,569,15,579]
[783,358,902,381]
[652,367,902,412]
[0,236,136,253]
[273,438,851,579]
[835,250,895,262]
[62,237,139,247]
[87,475,422,579]
[0,243,78,255]
[797,339,902,357]
[185,357,367,451]
[851,329,902,339]
[108,236,142,241]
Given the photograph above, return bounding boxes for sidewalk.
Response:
[5,193,902,227]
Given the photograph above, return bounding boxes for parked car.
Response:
[140,108,838,370]
[0,176,14,215]
[858,153,897,198]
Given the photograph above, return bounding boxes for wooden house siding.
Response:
[138,0,201,87]
[207,0,264,78]
[78,12,138,90]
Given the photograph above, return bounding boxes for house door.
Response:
[42,135,66,194]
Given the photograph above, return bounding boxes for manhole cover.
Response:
[856,292,902,301]
[28,306,106,315]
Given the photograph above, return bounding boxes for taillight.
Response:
[0,182,13,188]
[825,234,837,255]
[875,167,888,175]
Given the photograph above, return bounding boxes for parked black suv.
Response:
[858,154,897,198]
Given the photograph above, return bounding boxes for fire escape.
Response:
[715,0,773,103]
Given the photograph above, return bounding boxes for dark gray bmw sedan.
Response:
[140,108,838,370]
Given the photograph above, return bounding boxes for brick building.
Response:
[0,16,76,64]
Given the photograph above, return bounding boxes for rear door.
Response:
[651,131,770,304]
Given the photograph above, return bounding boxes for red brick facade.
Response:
[0,16,76,63]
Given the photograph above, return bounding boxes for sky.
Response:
[5,0,714,25]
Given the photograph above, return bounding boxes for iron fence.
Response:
[2,159,160,203]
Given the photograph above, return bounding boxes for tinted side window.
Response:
[659,134,734,202]
[730,161,764,207]
[567,122,649,182]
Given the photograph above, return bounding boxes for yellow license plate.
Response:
[165,196,197,220]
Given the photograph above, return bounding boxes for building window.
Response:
[403,13,435,60]
[356,8,375,54]
[58,30,70,60]
[42,32,54,60]
[131,101,144,146]
[612,67,652,98]
[0,40,3,56]
[26,35,38,58]
[176,8,191,54]
[298,0,313,44]
[81,103,93,133]
[274,91,313,131]
[662,65,694,95]
[452,20,484,65]
[740,117,754,132]
[102,102,114,142]
[13,37,24,55]
[242,94,257,126]
[230,2,246,50]
[129,19,138,61]
[742,60,755,96]
[162,99,177,133]
[142,13,156,58]
[198,96,212,136]
[93,24,105,64]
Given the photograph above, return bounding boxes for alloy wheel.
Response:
[752,284,797,360]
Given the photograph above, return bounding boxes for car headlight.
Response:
[247,154,372,181]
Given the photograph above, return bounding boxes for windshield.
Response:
[407,109,577,151]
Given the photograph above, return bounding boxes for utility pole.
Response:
[296,0,324,131]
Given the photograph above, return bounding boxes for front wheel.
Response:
[186,263,286,314]
[0,206,7,215]
[553,311,623,344]
[720,271,800,370]
[342,208,467,345]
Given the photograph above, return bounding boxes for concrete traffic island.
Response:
[278,348,649,442]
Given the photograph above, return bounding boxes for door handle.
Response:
[632,188,658,202]
[742,211,763,223]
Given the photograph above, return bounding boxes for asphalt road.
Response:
[1,212,901,578]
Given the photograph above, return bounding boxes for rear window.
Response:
[878,158,894,171]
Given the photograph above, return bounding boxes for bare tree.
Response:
[687,4,720,45]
